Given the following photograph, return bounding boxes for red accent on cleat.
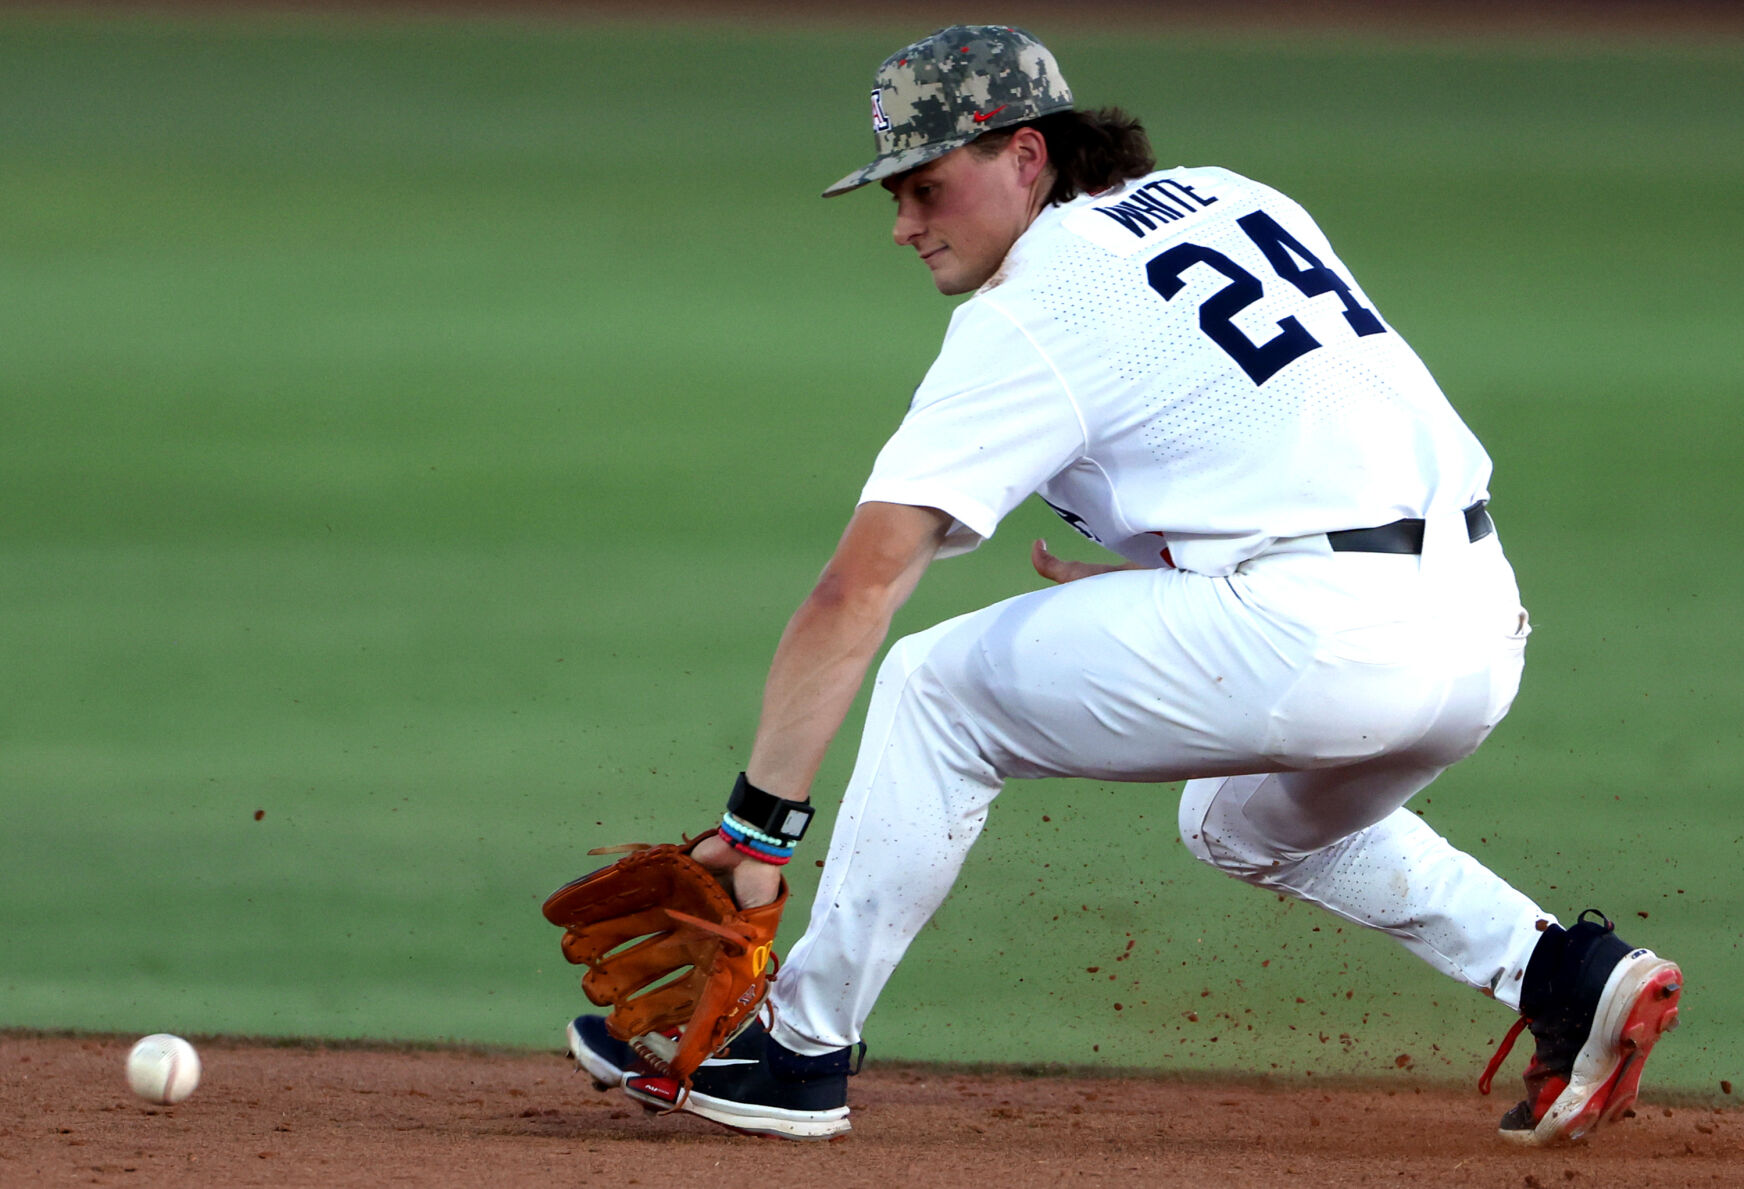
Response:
[626,1075,683,1105]
[1580,963,1683,1137]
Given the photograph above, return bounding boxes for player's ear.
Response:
[1009,125,1050,187]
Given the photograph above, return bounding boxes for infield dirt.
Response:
[6,1032,1740,1188]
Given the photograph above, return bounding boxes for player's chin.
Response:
[927,255,999,296]
[929,267,976,296]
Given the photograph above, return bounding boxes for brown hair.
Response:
[971,107,1155,207]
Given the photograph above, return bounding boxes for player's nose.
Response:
[892,202,923,247]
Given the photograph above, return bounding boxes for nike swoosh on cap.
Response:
[972,104,1008,123]
[698,1057,758,1067]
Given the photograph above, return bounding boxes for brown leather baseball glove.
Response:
[541,831,786,1085]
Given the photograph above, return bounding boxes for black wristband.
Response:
[726,772,814,844]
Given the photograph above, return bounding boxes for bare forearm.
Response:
[743,502,948,803]
[745,584,896,801]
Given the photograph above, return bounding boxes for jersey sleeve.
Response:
[858,295,1085,558]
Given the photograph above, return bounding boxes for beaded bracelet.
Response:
[728,837,792,866]
[722,833,798,861]
[719,816,790,854]
[722,811,787,848]
[718,816,795,865]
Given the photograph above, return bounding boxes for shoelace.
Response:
[1477,1015,1530,1095]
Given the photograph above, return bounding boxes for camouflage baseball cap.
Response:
[822,25,1074,198]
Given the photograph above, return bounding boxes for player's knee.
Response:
[1178,777,1262,875]
[1177,776,1293,883]
[1193,835,1287,883]
[1177,778,1218,865]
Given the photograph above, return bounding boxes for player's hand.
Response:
[1030,538,1138,585]
[691,830,785,909]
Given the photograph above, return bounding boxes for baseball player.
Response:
[565,26,1681,1143]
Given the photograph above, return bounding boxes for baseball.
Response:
[126,1034,201,1104]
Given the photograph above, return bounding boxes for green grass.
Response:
[2,11,1739,1094]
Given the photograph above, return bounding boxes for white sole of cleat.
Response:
[624,1077,851,1141]
[1505,950,1683,1146]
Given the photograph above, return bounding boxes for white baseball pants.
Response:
[769,530,1547,1056]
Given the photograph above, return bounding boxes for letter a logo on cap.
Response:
[870,88,892,132]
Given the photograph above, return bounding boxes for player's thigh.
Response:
[1181,757,1449,870]
[911,567,1292,781]
[903,550,1523,785]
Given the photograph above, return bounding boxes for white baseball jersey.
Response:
[858,166,1492,576]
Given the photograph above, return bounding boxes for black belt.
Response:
[1326,501,1493,554]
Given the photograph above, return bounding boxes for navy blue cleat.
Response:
[621,1016,860,1141]
[566,1014,641,1091]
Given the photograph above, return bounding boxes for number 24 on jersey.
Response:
[1146,210,1386,385]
